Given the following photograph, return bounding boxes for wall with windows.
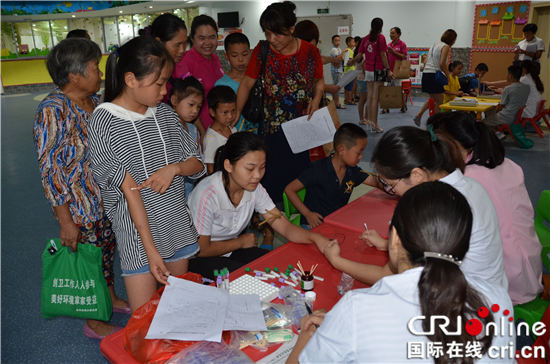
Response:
[1,6,198,59]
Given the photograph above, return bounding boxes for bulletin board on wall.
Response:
[469,49,516,82]
[473,1,530,48]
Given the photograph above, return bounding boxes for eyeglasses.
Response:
[378,176,401,196]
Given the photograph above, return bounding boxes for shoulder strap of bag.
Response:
[374,34,380,70]
[260,41,269,78]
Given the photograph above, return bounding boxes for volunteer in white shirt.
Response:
[287,181,514,364]
[326,126,507,290]
[515,23,546,69]
[188,132,333,279]
[520,60,544,119]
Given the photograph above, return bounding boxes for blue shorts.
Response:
[357,80,368,93]
[121,242,200,276]
[344,80,354,91]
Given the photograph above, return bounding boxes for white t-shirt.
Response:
[520,74,543,118]
[300,267,514,363]
[188,172,276,256]
[203,127,237,164]
[517,36,546,62]
[440,169,508,289]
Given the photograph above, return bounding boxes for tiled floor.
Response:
[1,91,549,363]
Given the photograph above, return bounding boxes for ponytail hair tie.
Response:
[113,45,120,59]
[427,125,438,142]
[424,251,462,266]
[180,72,192,80]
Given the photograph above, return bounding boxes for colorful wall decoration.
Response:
[472,1,530,48]
[0,1,147,16]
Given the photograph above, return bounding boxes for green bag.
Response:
[41,239,112,321]
[509,124,534,149]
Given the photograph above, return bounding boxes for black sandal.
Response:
[380,109,390,114]
[399,106,407,113]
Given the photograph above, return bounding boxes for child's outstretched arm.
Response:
[324,240,396,285]
[266,207,332,254]
[360,230,389,251]
[121,172,170,285]
[284,179,323,228]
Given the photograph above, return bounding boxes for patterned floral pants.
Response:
[77,216,115,286]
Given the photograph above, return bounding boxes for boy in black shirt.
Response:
[285,123,369,228]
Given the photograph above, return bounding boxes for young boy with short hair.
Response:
[330,35,344,109]
[343,36,356,105]
[284,123,369,228]
[203,85,238,174]
[460,63,489,96]
[216,33,256,133]
[482,65,530,140]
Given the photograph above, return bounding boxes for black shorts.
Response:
[421,72,444,94]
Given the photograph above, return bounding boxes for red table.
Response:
[324,188,399,237]
[101,189,398,363]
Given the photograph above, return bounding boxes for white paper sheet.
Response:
[477,102,500,106]
[337,69,362,87]
[255,335,298,364]
[281,107,337,154]
[223,294,267,331]
[146,276,229,342]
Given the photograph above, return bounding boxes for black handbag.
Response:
[373,35,388,82]
[242,41,269,124]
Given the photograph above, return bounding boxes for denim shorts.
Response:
[357,80,368,93]
[121,242,200,277]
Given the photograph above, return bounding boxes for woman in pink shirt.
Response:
[349,18,393,133]
[428,111,543,305]
[381,27,408,114]
[177,15,225,130]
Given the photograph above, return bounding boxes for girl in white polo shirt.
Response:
[325,126,507,291]
[188,132,333,279]
[288,182,514,364]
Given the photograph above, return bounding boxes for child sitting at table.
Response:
[284,123,369,229]
[442,60,464,104]
[482,64,530,139]
[203,85,238,174]
[460,62,489,96]
[188,133,333,280]
[287,182,514,364]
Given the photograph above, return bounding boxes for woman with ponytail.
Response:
[88,36,206,312]
[187,133,333,279]
[428,111,543,304]
[520,60,544,119]
[288,182,514,364]
[321,126,507,291]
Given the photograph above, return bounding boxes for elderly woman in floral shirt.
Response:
[33,38,128,339]
[236,1,324,204]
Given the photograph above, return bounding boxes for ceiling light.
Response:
[72,15,75,17]
[64,26,67,29]
[149,6,153,8]
[119,10,123,13]
[32,24,36,26]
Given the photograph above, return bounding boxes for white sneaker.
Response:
[495,131,506,140]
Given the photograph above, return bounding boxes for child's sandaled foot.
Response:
[336,104,347,109]
[413,115,421,126]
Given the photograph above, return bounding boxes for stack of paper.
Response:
[146,276,267,342]
[450,98,478,107]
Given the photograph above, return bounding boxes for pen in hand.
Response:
[305,303,319,328]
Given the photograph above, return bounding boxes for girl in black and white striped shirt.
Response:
[88,36,206,312]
